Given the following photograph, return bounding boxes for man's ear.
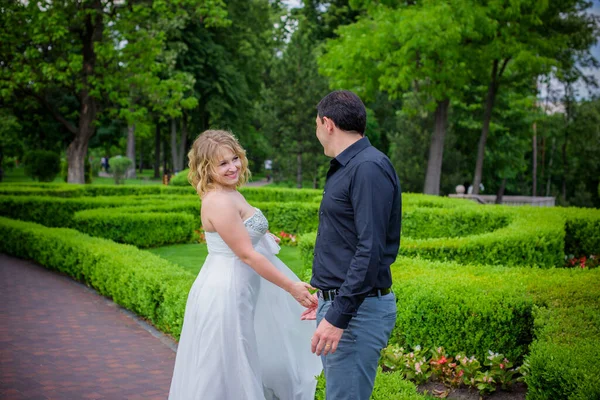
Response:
[324,117,335,133]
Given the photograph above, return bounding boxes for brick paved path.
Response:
[0,254,177,400]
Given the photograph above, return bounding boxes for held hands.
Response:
[289,282,317,309]
[300,293,318,320]
[311,318,343,356]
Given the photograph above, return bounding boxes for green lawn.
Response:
[147,243,305,277]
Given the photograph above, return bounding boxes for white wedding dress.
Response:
[168,208,322,400]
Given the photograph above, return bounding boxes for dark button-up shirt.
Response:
[311,137,402,329]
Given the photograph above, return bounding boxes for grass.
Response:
[146,243,305,277]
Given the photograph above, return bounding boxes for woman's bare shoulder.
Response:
[201,190,239,213]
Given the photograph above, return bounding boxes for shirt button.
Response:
[320,211,323,215]
[317,232,321,236]
[323,190,326,194]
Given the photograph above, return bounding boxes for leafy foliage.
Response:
[23,150,61,182]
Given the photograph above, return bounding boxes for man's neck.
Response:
[331,132,363,158]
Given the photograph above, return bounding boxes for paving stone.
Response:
[0,254,177,399]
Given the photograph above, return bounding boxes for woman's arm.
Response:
[204,195,316,308]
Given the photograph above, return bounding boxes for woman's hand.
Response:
[267,231,281,244]
[288,282,317,308]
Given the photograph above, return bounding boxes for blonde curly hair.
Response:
[187,130,251,197]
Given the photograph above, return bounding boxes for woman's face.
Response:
[211,147,242,188]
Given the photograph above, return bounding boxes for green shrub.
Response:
[390,257,534,363]
[256,201,320,233]
[560,207,600,257]
[0,185,85,197]
[400,208,565,267]
[169,169,190,186]
[240,187,322,203]
[73,209,196,247]
[314,369,425,400]
[0,195,162,227]
[109,156,133,184]
[299,231,317,271]
[402,207,510,239]
[0,216,194,338]
[23,150,61,182]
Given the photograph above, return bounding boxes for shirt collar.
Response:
[334,136,371,167]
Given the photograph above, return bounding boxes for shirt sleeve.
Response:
[324,161,396,329]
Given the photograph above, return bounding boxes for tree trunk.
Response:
[0,147,4,182]
[532,122,537,197]
[126,123,136,178]
[472,58,510,195]
[66,0,102,184]
[154,122,161,179]
[67,132,92,184]
[545,137,556,196]
[495,177,507,204]
[296,153,302,189]
[472,61,499,195]
[139,137,143,174]
[171,118,179,173]
[423,99,449,195]
[179,116,188,171]
[561,140,567,203]
[163,133,169,175]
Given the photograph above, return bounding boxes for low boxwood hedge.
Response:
[390,257,534,363]
[0,195,320,237]
[400,208,565,267]
[0,195,167,227]
[0,216,194,338]
[73,209,196,248]
[402,206,510,239]
[560,207,600,257]
[0,183,325,204]
[315,369,425,400]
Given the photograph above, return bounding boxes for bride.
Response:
[168,130,322,400]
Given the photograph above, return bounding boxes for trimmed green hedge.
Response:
[0,183,324,203]
[390,257,534,363]
[0,195,319,237]
[400,208,565,267]
[0,195,166,227]
[0,217,194,338]
[560,207,600,256]
[402,206,510,239]
[403,193,479,209]
[256,202,320,234]
[299,208,564,269]
[73,209,196,248]
[315,369,425,400]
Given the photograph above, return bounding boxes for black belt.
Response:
[319,288,391,302]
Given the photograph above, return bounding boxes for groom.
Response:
[310,90,402,399]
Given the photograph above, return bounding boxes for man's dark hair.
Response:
[316,90,367,135]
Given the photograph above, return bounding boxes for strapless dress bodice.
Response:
[205,208,268,256]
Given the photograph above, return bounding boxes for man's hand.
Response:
[311,318,343,356]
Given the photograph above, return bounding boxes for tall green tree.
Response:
[0,0,227,183]
[261,7,330,187]
[468,0,599,194]
[319,0,481,195]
